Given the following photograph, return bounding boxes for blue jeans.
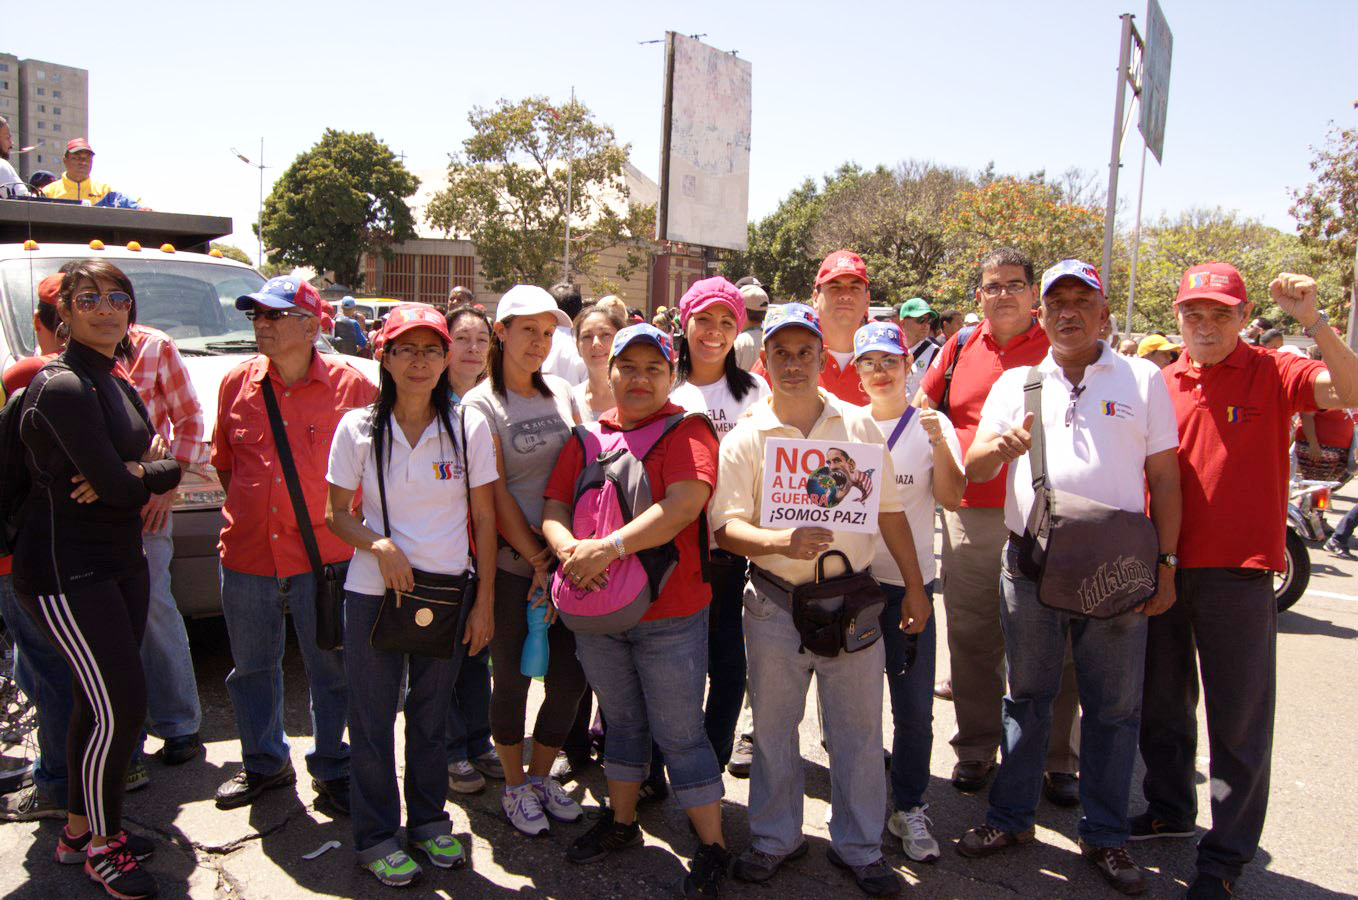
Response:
[744,579,887,867]
[703,553,748,768]
[220,567,349,780]
[345,591,458,860]
[0,574,72,802]
[140,516,201,739]
[445,647,492,763]
[881,580,937,812]
[574,608,723,810]
[987,541,1147,846]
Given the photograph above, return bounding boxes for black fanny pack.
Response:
[751,550,885,657]
[371,568,477,658]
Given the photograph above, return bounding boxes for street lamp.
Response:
[230,139,267,266]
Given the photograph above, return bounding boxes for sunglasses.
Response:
[245,307,310,322]
[72,291,133,313]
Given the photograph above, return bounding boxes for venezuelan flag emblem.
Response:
[1187,272,1211,289]
[1225,406,1242,423]
[1101,401,1118,416]
[432,462,456,480]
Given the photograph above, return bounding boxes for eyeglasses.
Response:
[72,291,133,313]
[385,344,448,362]
[1065,385,1086,427]
[979,281,1030,298]
[245,308,310,322]
[852,355,905,373]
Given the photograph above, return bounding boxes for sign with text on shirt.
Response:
[760,438,883,534]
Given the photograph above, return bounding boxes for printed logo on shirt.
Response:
[432,460,465,481]
[1225,405,1261,424]
[1100,400,1132,419]
[509,415,568,455]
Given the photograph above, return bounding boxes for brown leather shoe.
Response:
[956,824,1034,858]
[951,760,995,792]
[1079,841,1146,895]
[933,679,953,701]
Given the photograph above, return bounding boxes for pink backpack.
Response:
[552,412,714,634]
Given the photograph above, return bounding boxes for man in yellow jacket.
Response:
[41,138,141,208]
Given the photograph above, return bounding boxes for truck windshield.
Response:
[1,257,266,356]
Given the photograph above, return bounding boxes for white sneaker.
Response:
[447,759,486,795]
[501,783,549,836]
[529,775,583,822]
[888,805,941,862]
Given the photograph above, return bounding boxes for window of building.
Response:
[36,155,43,163]
[36,121,45,129]
[52,90,61,98]
[50,73,60,84]
[50,123,59,134]
[34,70,45,80]
[52,107,60,115]
[36,87,45,96]
[1,81,8,90]
[0,63,9,72]
[38,104,46,113]
[0,98,8,109]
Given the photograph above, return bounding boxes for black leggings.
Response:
[488,569,587,748]
[20,565,149,836]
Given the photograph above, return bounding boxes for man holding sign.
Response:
[711,302,928,897]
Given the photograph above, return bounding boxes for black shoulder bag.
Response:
[936,325,977,416]
[1015,366,1158,618]
[260,379,345,651]
[369,405,478,658]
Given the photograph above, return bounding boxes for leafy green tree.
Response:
[1291,115,1358,300]
[209,243,252,265]
[426,96,654,291]
[260,129,419,289]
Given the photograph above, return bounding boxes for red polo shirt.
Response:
[211,351,376,577]
[1294,407,1354,448]
[751,350,869,406]
[544,402,719,621]
[1165,340,1324,571]
[919,319,1049,508]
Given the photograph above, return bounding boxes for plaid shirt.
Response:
[124,324,206,466]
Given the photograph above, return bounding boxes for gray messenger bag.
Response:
[1013,367,1157,618]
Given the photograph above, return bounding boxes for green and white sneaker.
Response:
[364,849,422,887]
[412,834,466,869]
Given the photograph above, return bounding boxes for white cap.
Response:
[495,285,571,329]
[963,312,981,325]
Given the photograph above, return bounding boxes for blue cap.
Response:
[1040,259,1104,298]
[762,303,822,340]
[235,276,324,316]
[852,322,909,361]
[609,323,674,365]
[341,295,356,308]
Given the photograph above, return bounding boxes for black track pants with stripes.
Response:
[20,564,149,837]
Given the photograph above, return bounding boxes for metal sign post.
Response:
[1100,14,1136,294]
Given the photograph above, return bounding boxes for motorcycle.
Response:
[1279,478,1341,613]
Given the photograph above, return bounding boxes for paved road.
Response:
[2,498,1357,899]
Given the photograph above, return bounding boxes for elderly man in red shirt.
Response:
[1134,264,1358,900]
[210,277,376,815]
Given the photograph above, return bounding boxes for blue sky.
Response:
[12,0,1356,264]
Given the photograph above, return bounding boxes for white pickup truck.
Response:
[0,201,377,615]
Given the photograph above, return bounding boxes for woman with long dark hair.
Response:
[461,285,588,836]
[669,277,770,772]
[14,259,181,900]
[326,304,498,886]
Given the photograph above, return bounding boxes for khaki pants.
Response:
[940,506,1080,773]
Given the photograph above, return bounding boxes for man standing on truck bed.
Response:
[40,138,141,208]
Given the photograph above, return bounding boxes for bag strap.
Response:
[816,548,854,582]
[886,407,916,451]
[458,405,474,575]
[261,379,325,579]
[936,326,978,416]
[1021,366,1050,543]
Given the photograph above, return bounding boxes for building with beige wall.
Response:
[0,53,89,181]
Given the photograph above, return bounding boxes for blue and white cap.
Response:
[762,302,822,340]
[1040,259,1104,298]
[852,321,909,361]
[609,323,674,365]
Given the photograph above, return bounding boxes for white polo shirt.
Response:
[327,405,499,596]
[905,338,940,403]
[977,342,1179,535]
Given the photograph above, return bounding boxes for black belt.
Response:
[749,564,799,612]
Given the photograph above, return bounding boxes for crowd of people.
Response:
[1,243,1353,900]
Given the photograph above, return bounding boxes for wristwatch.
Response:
[1303,311,1330,338]
[1157,553,1179,568]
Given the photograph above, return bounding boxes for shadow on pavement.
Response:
[1278,609,1358,639]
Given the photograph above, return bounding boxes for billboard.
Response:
[656,32,752,251]
[1138,0,1173,162]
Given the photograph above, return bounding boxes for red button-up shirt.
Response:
[751,348,869,406]
[1165,340,1323,571]
[919,318,1049,508]
[125,324,206,466]
[211,352,376,577]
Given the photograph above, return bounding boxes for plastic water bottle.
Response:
[521,588,550,677]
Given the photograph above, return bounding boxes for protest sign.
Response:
[760,438,882,534]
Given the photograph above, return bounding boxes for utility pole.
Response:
[563,86,575,284]
[231,140,267,266]
[1101,14,1135,290]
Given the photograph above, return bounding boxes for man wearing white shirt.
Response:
[957,260,1182,897]
[0,117,32,199]
[544,282,588,384]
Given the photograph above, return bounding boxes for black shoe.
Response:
[1324,536,1355,559]
[313,776,350,816]
[683,842,731,897]
[157,733,204,767]
[86,845,158,898]
[732,840,808,883]
[550,752,594,786]
[1185,874,1234,898]
[951,760,994,793]
[214,763,297,809]
[637,773,669,806]
[1043,771,1080,807]
[1128,811,1195,841]
[567,808,642,864]
[826,847,902,897]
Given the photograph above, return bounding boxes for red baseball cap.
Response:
[815,250,868,288]
[65,138,94,155]
[38,273,64,307]
[381,303,451,344]
[1174,263,1248,307]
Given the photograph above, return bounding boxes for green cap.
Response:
[898,297,934,320]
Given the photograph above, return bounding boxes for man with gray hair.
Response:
[0,116,32,198]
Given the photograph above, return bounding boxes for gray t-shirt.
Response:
[463,374,578,571]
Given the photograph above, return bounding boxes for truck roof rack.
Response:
[0,199,232,253]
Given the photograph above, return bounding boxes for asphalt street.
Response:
[1,496,1356,900]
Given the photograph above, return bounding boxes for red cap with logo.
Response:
[816,250,868,288]
[65,138,94,155]
[381,303,451,344]
[1174,262,1248,307]
[38,273,64,307]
